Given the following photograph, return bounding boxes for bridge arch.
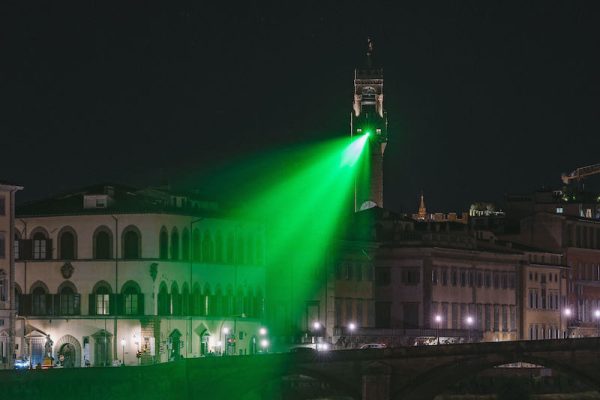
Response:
[396,350,600,400]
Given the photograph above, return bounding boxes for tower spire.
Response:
[418,191,427,220]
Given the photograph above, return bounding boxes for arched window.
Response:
[93,227,112,259]
[182,283,190,315]
[122,281,143,315]
[58,227,77,260]
[223,285,233,316]
[201,231,213,263]
[14,285,22,315]
[192,229,201,262]
[159,228,168,260]
[32,285,47,315]
[181,229,190,261]
[171,228,179,260]
[226,233,234,264]
[92,282,112,315]
[158,282,169,315]
[32,231,49,260]
[0,270,6,302]
[192,283,204,316]
[215,231,223,263]
[171,282,181,316]
[247,234,255,265]
[14,231,21,260]
[256,236,264,266]
[58,282,79,316]
[236,235,244,264]
[122,227,141,259]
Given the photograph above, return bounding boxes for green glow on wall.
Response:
[229,134,370,332]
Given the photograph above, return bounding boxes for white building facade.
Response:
[13,185,266,367]
[0,181,23,368]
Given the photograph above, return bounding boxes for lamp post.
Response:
[465,316,474,342]
[564,307,572,338]
[120,338,126,365]
[435,315,442,345]
[595,310,600,337]
[222,327,230,356]
[260,339,269,353]
[348,322,356,348]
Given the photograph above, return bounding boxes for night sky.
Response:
[3,2,600,213]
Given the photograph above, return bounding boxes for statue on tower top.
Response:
[366,37,374,68]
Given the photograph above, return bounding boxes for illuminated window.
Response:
[33,232,47,260]
[556,207,563,214]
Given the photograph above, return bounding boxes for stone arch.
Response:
[53,334,82,368]
[92,280,113,294]
[395,351,600,400]
[57,280,78,294]
[29,280,49,294]
[121,280,142,294]
[29,226,49,240]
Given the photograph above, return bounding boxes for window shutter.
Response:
[116,294,124,315]
[138,294,144,316]
[109,294,117,315]
[89,294,96,316]
[47,294,55,316]
[46,239,53,259]
[20,294,31,315]
[19,240,32,260]
[74,294,81,315]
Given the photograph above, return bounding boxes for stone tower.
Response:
[352,38,388,211]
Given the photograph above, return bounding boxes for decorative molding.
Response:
[61,262,74,279]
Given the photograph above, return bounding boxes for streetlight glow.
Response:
[259,327,267,336]
[313,321,321,330]
[223,327,230,335]
[564,307,572,317]
[260,339,269,348]
[435,315,442,323]
[348,322,356,331]
[466,316,474,326]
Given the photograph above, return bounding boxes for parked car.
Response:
[289,345,317,354]
[14,357,30,370]
[359,343,387,349]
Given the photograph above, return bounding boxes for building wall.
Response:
[0,184,21,369]
[375,247,521,342]
[13,213,266,366]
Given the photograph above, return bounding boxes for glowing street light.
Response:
[259,327,267,336]
[120,338,126,365]
[564,307,572,338]
[465,316,474,342]
[260,339,269,352]
[434,314,442,345]
[313,321,321,331]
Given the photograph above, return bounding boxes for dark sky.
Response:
[3,1,600,213]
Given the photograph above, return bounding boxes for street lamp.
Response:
[594,310,600,337]
[465,316,474,342]
[260,339,269,353]
[348,322,356,349]
[120,338,126,365]
[259,327,267,336]
[434,315,442,345]
[222,327,230,356]
[564,307,572,338]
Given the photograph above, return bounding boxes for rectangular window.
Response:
[477,304,483,330]
[0,196,5,216]
[494,305,500,332]
[345,263,352,280]
[0,233,5,259]
[33,239,47,260]
[485,304,491,331]
[468,271,474,287]
[477,271,483,287]
[509,273,515,289]
[502,305,508,332]
[442,302,449,329]
[96,294,110,315]
[485,272,491,288]
[451,269,458,286]
[493,273,500,289]
[541,289,547,309]
[501,273,507,289]
[541,274,546,284]
[442,269,448,286]
[452,303,459,329]
[510,306,516,332]
[460,270,466,287]
[355,264,362,281]
[125,294,138,315]
[432,269,438,285]
[375,267,391,286]
[401,268,420,285]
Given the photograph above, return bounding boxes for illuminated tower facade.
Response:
[352,38,388,211]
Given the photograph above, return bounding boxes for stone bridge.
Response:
[2,338,600,400]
